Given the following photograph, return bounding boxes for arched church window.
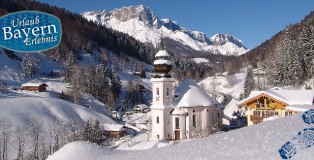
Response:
[166,88,169,96]
[157,116,159,123]
[156,88,159,95]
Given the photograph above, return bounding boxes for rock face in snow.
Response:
[82,5,249,56]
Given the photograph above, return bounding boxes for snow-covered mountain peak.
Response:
[210,33,246,49]
[82,5,249,56]
[110,5,158,27]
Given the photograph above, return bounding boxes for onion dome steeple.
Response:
[153,50,172,78]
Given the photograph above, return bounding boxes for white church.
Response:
[150,49,223,141]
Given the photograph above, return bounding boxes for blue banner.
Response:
[0,11,62,52]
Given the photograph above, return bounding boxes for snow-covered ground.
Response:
[199,73,246,118]
[48,112,314,160]
[0,90,116,129]
[193,58,209,64]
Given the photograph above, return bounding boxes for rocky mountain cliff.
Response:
[82,5,248,56]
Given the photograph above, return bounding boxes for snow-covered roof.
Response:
[133,104,149,109]
[174,79,219,108]
[103,124,124,132]
[155,50,170,57]
[171,108,188,115]
[21,82,46,87]
[239,90,314,106]
[285,105,314,112]
[153,59,172,65]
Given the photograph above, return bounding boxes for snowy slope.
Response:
[82,5,248,56]
[0,48,62,86]
[0,91,116,129]
[199,73,246,118]
[48,112,314,159]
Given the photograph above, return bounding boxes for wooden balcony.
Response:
[250,115,264,123]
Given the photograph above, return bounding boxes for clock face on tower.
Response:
[156,96,160,101]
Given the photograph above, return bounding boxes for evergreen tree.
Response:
[87,61,96,94]
[243,67,255,98]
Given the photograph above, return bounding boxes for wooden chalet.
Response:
[103,124,126,138]
[133,104,150,113]
[239,90,314,126]
[21,83,48,92]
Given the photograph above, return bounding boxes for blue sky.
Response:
[39,0,314,49]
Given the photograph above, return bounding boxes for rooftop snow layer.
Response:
[103,124,124,132]
[155,50,171,57]
[21,82,46,87]
[174,79,218,108]
[285,105,314,112]
[153,59,172,65]
[239,90,314,105]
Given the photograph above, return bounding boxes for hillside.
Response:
[236,11,314,88]
[82,5,248,57]
[48,112,314,160]
[0,92,116,128]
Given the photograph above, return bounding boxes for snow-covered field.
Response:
[199,73,246,118]
[48,112,314,160]
[0,90,116,129]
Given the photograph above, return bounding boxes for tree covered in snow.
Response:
[238,11,314,88]
[243,67,255,98]
[83,120,103,145]
[125,79,145,109]
[0,81,7,94]
[21,54,40,78]
[0,118,11,160]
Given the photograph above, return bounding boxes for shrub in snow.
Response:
[0,81,7,93]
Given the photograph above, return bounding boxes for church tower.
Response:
[150,49,174,140]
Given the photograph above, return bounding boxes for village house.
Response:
[133,104,150,113]
[150,49,223,141]
[103,124,126,138]
[238,89,314,126]
[21,83,48,92]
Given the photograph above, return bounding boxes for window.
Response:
[157,116,159,124]
[275,111,279,115]
[218,112,220,117]
[166,88,169,96]
[256,100,260,108]
[156,88,159,95]
[175,117,179,129]
[285,111,293,116]
[253,110,260,116]
[269,111,274,116]
[193,115,196,128]
[263,110,269,118]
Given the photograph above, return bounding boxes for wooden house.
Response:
[133,70,146,78]
[133,104,150,113]
[21,83,48,92]
[103,124,126,138]
[239,90,314,126]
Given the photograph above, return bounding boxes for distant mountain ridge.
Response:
[82,5,248,56]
